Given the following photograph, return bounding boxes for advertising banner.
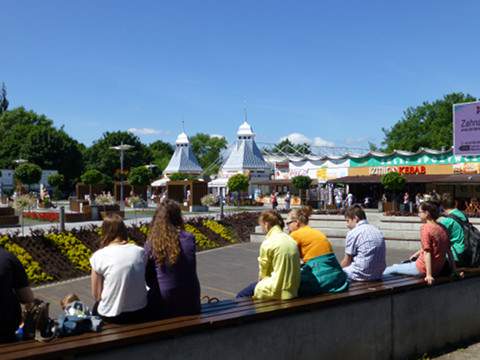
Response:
[454,101,480,155]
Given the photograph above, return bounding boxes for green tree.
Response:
[84,131,152,180]
[128,166,153,194]
[81,169,104,198]
[190,133,228,175]
[271,138,311,155]
[381,172,406,209]
[14,163,42,191]
[382,92,477,152]
[227,173,249,205]
[292,175,312,201]
[149,140,174,172]
[48,173,65,200]
[0,107,84,187]
[0,82,9,114]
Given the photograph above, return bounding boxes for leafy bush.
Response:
[169,173,198,181]
[14,163,42,187]
[201,194,218,206]
[381,172,406,193]
[128,166,152,187]
[292,175,312,190]
[227,174,249,193]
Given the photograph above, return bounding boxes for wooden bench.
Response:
[2,269,480,360]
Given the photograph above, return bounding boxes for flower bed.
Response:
[24,211,59,222]
[0,212,261,285]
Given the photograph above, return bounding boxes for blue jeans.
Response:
[236,282,258,299]
[383,261,422,277]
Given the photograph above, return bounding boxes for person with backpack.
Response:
[438,194,468,266]
[438,193,480,267]
[383,201,457,285]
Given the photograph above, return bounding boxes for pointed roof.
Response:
[221,121,270,171]
[237,121,254,137]
[164,132,203,175]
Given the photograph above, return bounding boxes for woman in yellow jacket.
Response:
[236,210,301,300]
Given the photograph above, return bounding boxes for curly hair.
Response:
[147,199,183,266]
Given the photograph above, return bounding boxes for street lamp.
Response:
[110,143,133,210]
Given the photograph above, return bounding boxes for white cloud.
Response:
[128,128,167,136]
[280,133,335,147]
[313,137,335,147]
[280,133,312,145]
[345,136,369,145]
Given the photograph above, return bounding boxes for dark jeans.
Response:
[236,281,258,299]
[92,302,148,324]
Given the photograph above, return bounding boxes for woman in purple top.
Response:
[144,199,201,319]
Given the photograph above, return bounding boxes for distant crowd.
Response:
[1,192,475,342]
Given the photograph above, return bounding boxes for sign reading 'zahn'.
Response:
[454,101,480,156]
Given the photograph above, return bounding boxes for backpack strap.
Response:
[443,212,469,226]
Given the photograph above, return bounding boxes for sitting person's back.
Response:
[145,200,200,319]
[341,206,386,281]
[0,248,34,343]
[90,214,147,323]
[236,210,300,300]
[438,194,468,266]
[287,207,348,295]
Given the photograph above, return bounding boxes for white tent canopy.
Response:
[151,178,169,187]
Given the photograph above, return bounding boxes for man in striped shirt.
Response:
[340,206,386,281]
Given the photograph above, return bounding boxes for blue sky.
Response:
[1,0,480,149]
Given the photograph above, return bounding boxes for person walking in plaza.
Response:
[236,210,300,300]
[438,194,468,267]
[335,192,343,209]
[383,201,457,285]
[0,248,34,342]
[287,207,348,296]
[271,192,278,210]
[90,214,148,323]
[284,191,292,211]
[341,205,386,281]
[144,199,201,319]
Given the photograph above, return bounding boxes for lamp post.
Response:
[110,143,133,210]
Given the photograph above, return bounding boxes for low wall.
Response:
[79,277,480,360]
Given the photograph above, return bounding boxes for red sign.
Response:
[397,166,426,175]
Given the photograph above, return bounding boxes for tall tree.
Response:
[0,107,84,186]
[0,82,9,114]
[189,133,228,175]
[382,92,477,152]
[84,131,152,180]
[149,140,174,172]
[271,138,311,155]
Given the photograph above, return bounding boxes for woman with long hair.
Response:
[286,207,348,296]
[90,214,147,323]
[145,199,200,318]
[236,210,300,300]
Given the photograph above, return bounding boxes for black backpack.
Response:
[444,213,480,267]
